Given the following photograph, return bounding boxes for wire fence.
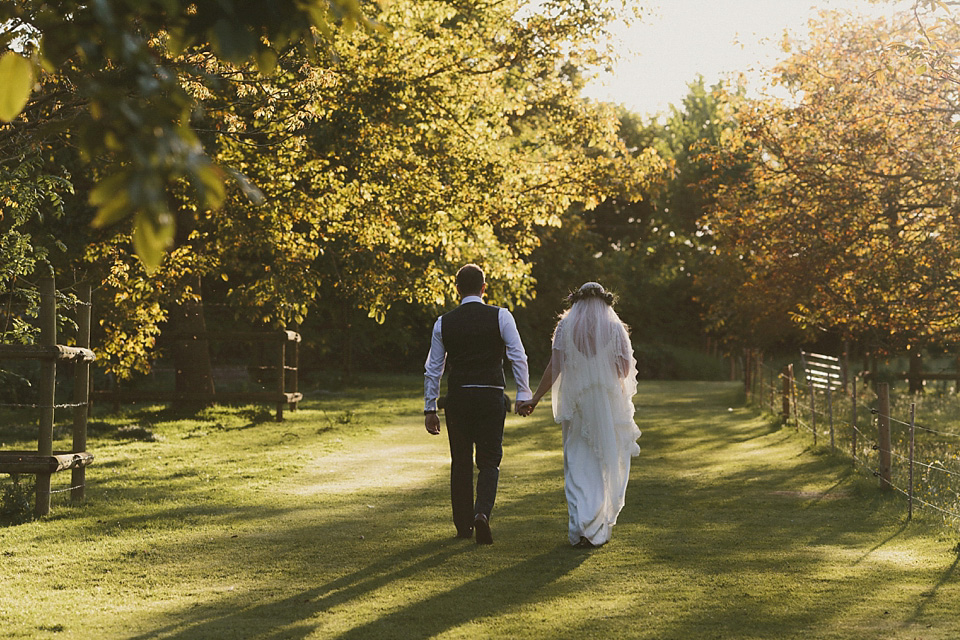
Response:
[751,359,960,530]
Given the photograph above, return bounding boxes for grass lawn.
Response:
[1,378,958,639]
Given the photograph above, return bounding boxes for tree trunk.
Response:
[169,208,215,408]
[908,348,923,395]
[170,275,216,408]
[341,300,354,380]
[955,354,960,394]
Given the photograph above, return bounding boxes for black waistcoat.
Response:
[441,302,505,388]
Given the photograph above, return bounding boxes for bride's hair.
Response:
[565,282,617,308]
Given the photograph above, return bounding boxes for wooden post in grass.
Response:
[276,339,286,421]
[827,385,835,450]
[781,366,791,424]
[877,383,892,491]
[790,364,799,431]
[36,275,56,517]
[770,367,776,413]
[757,352,764,407]
[908,402,916,519]
[851,378,858,467]
[72,284,91,502]
[290,338,299,413]
[810,383,817,446]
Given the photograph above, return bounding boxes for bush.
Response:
[1,478,34,526]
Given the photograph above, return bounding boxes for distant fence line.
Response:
[92,329,303,421]
[747,354,960,529]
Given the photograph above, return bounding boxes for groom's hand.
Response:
[425,412,441,435]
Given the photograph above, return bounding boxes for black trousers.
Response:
[444,386,507,535]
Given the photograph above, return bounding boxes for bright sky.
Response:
[582,0,915,116]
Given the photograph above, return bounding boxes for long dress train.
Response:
[552,306,640,546]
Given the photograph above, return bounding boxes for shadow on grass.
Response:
[14,380,959,639]
[123,539,472,640]
[608,383,957,638]
[123,541,587,640]
[332,545,588,640]
[909,552,959,624]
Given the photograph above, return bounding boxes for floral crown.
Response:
[565,282,616,307]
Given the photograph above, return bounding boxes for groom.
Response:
[423,264,532,544]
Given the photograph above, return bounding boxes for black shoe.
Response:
[574,536,595,549]
[474,514,493,545]
[455,529,473,539]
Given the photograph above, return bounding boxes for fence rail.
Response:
[0,276,94,517]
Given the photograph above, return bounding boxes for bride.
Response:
[520,282,641,548]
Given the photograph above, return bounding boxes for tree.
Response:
[0,152,73,344]
[702,10,960,356]
[3,0,656,381]
[547,79,746,353]
[0,0,374,271]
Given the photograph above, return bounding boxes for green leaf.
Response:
[0,53,34,122]
[195,163,226,209]
[89,171,132,227]
[132,211,174,274]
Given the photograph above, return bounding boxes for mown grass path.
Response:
[1,379,958,639]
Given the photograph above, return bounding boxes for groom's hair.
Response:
[456,264,485,296]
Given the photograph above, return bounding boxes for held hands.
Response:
[515,399,537,417]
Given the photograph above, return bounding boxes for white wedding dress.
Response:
[551,300,640,546]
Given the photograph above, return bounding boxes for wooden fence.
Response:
[755,355,960,525]
[93,330,302,420]
[0,276,95,517]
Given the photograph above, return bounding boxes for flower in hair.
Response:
[566,282,616,306]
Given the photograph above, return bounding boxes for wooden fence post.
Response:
[827,385,835,450]
[851,378,858,467]
[769,367,776,412]
[290,338,299,413]
[72,284,91,502]
[36,275,56,517]
[908,402,916,519]
[809,384,817,446]
[908,349,923,394]
[757,352,764,406]
[790,364,798,431]
[842,340,850,392]
[877,382,893,491]
[781,366,791,424]
[276,339,286,421]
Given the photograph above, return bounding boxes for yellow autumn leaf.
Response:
[0,52,34,122]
